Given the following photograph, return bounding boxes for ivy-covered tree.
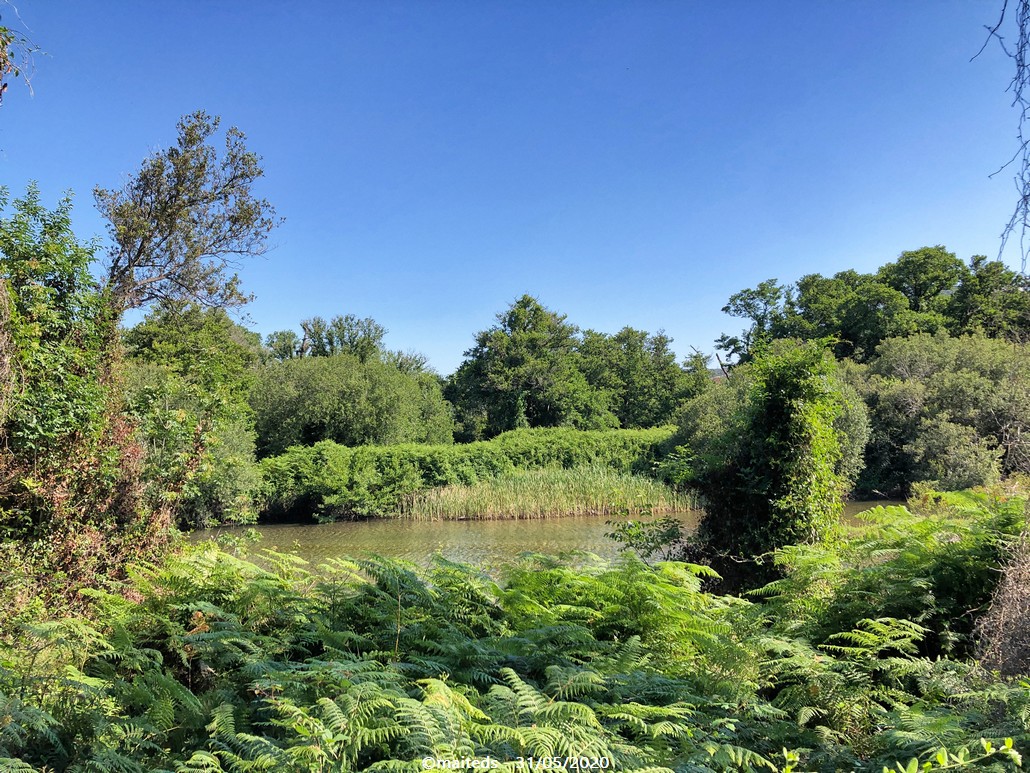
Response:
[675,340,857,588]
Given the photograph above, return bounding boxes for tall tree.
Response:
[95,111,278,315]
[579,327,690,428]
[448,295,615,439]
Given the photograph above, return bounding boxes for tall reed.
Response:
[397,465,697,520]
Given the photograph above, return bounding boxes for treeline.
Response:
[112,247,1030,531]
[710,246,1030,498]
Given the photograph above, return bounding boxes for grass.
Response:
[396,464,697,520]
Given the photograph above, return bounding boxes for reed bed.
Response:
[397,465,697,520]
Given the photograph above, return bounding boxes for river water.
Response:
[196,500,897,568]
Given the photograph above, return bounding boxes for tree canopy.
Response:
[95,111,278,315]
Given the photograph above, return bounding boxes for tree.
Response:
[876,246,964,315]
[715,279,787,362]
[447,295,616,439]
[0,6,37,109]
[847,332,1029,494]
[95,111,278,315]
[123,302,264,527]
[250,353,454,456]
[946,255,1030,338]
[674,341,858,588]
[578,327,690,428]
[0,188,171,597]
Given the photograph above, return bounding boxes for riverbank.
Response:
[259,426,678,521]
[395,465,696,520]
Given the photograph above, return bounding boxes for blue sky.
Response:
[0,1,1023,374]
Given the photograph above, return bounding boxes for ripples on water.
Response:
[195,501,898,569]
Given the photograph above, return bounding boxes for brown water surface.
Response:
[197,500,898,568]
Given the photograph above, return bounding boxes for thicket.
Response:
[0,188,172,614]
[250,352,454,457]
[846,333,1030,496]
[1,487,1027,771]
[123,301,265,528]
[664,341,867,588]
[260,426,677,521]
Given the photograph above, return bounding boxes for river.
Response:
[196,500,899,568]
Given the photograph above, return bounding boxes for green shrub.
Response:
[259,426,677,521]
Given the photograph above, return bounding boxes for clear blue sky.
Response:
[0,1,1023,374]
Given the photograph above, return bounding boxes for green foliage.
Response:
[95,111,278,314]
[674,341,854,581]
[250,352,454,456]
[259,426,676,521]
[3,488,1029,771]
[447,295,618,440]
[762,491,1028,658]
[717,247,1029,364]
[123,302,264,527]
[578,327,696,429]
[0,185,108,472]
[849,333,1030,495]
[0,187,174,605]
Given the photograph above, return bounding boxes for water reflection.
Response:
[198,513,699,568]
[196,500,900,568]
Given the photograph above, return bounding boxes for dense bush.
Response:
[123,302,265,528]
[848,333,1030,495]
[260,426,677,520]
[667,341,864,588]
[250,352,455,456]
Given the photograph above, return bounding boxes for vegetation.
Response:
[718,247,1030,363]
[250,351,454,457]
[397,465,695,520]
[662,340,867,588]
[260,427,677,521]
[95,111,278,315]
[1,488,1028,771]
[7,82,1030,771]
[446,295,704,441]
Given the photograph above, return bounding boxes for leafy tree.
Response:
[674,341,856,587]
[715,278,787,362]
[271,313,388,362]
[95,111,278,315]
[579,326,691,428]
[876,246,964,315]
[946,255,1030,339]
[790,270,914,360]
[123,302,264,527]
[250,353,454,456]
[265,328,301,361]
[447,295,616,439]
